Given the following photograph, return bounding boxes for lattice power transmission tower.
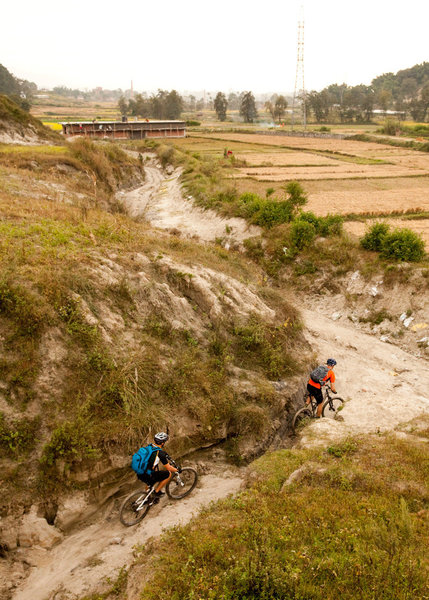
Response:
[291,8,306,130]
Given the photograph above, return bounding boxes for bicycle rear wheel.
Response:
[292,407,313,435]
[166,467,198,500]
[322,397,344,419]
[119,491,151,526]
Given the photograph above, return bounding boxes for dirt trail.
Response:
[12,473,242,600]
[118,159,260,245]
[298,307,429,447]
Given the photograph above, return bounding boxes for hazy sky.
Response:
[1,0,428,95]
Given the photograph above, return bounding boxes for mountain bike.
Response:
[119,456,198,527]
[292,383,344,435]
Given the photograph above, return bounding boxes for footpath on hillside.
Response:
[9,163,429,600]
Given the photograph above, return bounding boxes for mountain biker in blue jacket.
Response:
[306,358,337,418]
[137,432,178,500]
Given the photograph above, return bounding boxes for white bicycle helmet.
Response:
[154,432,169,445]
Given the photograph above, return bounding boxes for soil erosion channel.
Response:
[10,162,429,600]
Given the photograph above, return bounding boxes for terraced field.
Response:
[183,132,429,248]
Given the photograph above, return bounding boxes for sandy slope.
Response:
[297,307,429,448]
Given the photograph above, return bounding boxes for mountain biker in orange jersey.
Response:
[306,358,337,418]
[137,432,178,501]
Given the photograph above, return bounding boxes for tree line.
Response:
[307,62,429,123]
[118,90,183,120]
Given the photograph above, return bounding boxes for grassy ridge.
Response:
[132,426,429,600]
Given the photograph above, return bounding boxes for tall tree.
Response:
[214,92,228,121]
[240,91,258,123]
[118,96,128,116]
[165,90,183,119]
[264,100,275,121]
[273,95,288,123]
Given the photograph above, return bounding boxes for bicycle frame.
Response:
[134,487,156,512]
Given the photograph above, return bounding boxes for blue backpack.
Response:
[131,444,159,476]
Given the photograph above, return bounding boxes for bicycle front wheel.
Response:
[322,397,344,419]
[119,491,151,527]
[292,407,313,435]
[166,467,198,500]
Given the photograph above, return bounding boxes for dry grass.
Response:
[234,151,336,166]
[233,164,428,181]
[199,131,421,155]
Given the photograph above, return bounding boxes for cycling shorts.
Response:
[307,383,323,405]
[137,470,170,486]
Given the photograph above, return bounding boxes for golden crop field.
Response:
[185,132,429,248]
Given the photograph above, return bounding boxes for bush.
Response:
[298,211,319,228]
[379,119,400,136]
[252,200,294,228]
[298,212,343,237]
[360,222,390,252]
[236,192,265,219]
[380,228,426,262]
[290,220,316,250]
[318,214,343,236]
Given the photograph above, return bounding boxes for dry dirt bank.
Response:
[118,155,260,246]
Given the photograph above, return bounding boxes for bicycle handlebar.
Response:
[165,453,181,472]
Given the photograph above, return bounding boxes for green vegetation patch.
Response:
[0,414,41,457]
[136,430,429,600]
[361,222,426,262]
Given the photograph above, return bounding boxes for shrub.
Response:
[158,145,177,168]
[318,214,343,236]
[380,228,426,262]
[360,222,390,252]
[236,192,265,219]
[297,212,343,237]
[298,211,319,228]
[282,181,308,213]
[290,220,316,249]
[379,119,401,136]
[252,200,294,228]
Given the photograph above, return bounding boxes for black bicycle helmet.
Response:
[327,358,337,366]
[154,431,169,445]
